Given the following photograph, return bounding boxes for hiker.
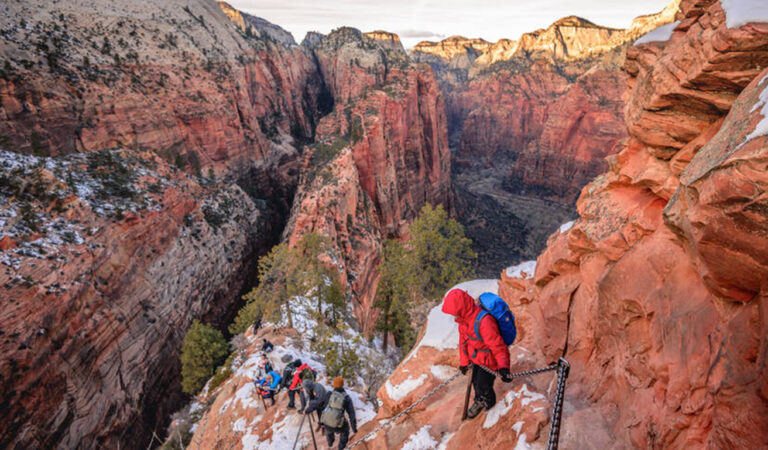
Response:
[301,379,328,430]
[261,338,274,353]
[320,377,357,450]
[287,361,316,411]
[258,353,274,374]
[442,288,514,418]
[256,370,282,405]
[280,358,300,394]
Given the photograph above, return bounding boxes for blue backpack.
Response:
[474,292,517,346]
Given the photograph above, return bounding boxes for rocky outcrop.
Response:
[285,28,452,334]
[218,2,297,46]
[360,1,768,448]
[0,0,330,448]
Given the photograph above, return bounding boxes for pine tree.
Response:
[180,320,229,394]
[409,203,476,299]
[374,239,417,352]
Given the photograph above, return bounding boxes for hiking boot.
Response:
[286,404,295,410]
[466,399,487,419]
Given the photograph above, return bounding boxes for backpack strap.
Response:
[470,310,488,343]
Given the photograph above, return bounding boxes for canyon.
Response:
[2,0,766,448]
[189,0,768,448]
[412,1,680,274]
[0,1,447,448]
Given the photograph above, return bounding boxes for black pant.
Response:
[325,420,350,450]
[472,366,496,408]
[288,389,306,409]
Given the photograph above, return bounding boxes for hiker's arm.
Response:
[459,337,469,367]
[345,396,357,432]
[482,317,510,369]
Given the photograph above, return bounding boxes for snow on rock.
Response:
[742,73,768,146]
[720,0,768,29]
[559,220,575,233]
[505,260,537,280]
[484,388,518,429]
[384,374,428,401]
[634,21,679,45]
[429,365,457,380]
[437,431,456,450]
[401,425,438,450]
[515,433,532,450]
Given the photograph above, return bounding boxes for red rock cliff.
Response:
[358,1,768,448]
[0,0,327,448]
[285,28,452,334]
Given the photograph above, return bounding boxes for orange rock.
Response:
[0,235,17,250]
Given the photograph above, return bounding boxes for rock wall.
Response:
[286,28,452,334]
[363,1,768,448]
[0,0,327,448]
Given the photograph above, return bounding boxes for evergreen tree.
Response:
[180,320,229,394]
[409,203,476,299]
[374,239,417,352]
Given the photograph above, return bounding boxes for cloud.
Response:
[398,29,446,39]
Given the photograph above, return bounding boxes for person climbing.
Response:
[320,377,357,450]
[287,360,316,411]
[255,370,282,405]
[442,288,514,418]
[301,379,328,431]
[261,338,274,353]
[280,358,300,395]
[258,353,274,374]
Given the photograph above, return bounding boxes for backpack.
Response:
[280,367,294,388]
[474,292,517,346]
[320,391,347,428]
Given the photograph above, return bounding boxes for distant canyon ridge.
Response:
[0,0,677,447]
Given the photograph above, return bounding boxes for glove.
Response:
[459,365,469,375]
[499,368,513,383]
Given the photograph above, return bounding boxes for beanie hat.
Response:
[333,376,344,389]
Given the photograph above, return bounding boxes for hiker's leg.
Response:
[287,390,296,408]
[325,427,335,446]
[338,422,350,449]
[475,368,496,408]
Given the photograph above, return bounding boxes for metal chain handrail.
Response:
[345,357,570,450]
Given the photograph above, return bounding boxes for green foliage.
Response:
[311,322,362,380]
[374,239,417,352]
[208,352,235,391]
[86,150,136,199]
[409,204,476,299]
[374,204,475,354]
[229,232,346,335]
[180,320,230,394]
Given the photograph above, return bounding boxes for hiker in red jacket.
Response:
[287,362,314,412]
[442,288,514,418]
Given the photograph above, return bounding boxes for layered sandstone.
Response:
[0,1,328,448]
[352,1,768,448]
[286,28,452,334]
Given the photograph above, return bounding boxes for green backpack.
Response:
[300,368,316,382]
[320,391,347,428]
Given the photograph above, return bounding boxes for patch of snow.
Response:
[634,21,679,45]
[384,374,427,401]
[519,384,546,407]
[437,431,456,450]
[233,418,247,432]
[505,260,537,280]
[720,0,768,29]
[742,73,768,146]
[429,365,456,380]
[401,425,438,450]
[559,220,575,233]
[515,433,532,450]
[512,421,524,436]
[484,388,518,429]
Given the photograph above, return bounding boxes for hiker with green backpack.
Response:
[319,377,357,450]
[287,361,317,411]
[442,288,517,419]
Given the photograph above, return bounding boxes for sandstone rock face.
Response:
[362,1,768,448]
[285,29,452,333]
[0,1,329,448]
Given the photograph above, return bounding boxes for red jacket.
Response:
[289,363,312,390]
[442,289,510,371]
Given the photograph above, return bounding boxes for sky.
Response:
[227,0,673,48]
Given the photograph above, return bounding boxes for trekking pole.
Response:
[261,394,268,410]
[461,366,474,421]
[292,413,307,450]
[307,413,319,450]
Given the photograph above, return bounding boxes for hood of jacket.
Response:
[441,288,480,325]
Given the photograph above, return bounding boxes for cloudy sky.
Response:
[227,0,672,48]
